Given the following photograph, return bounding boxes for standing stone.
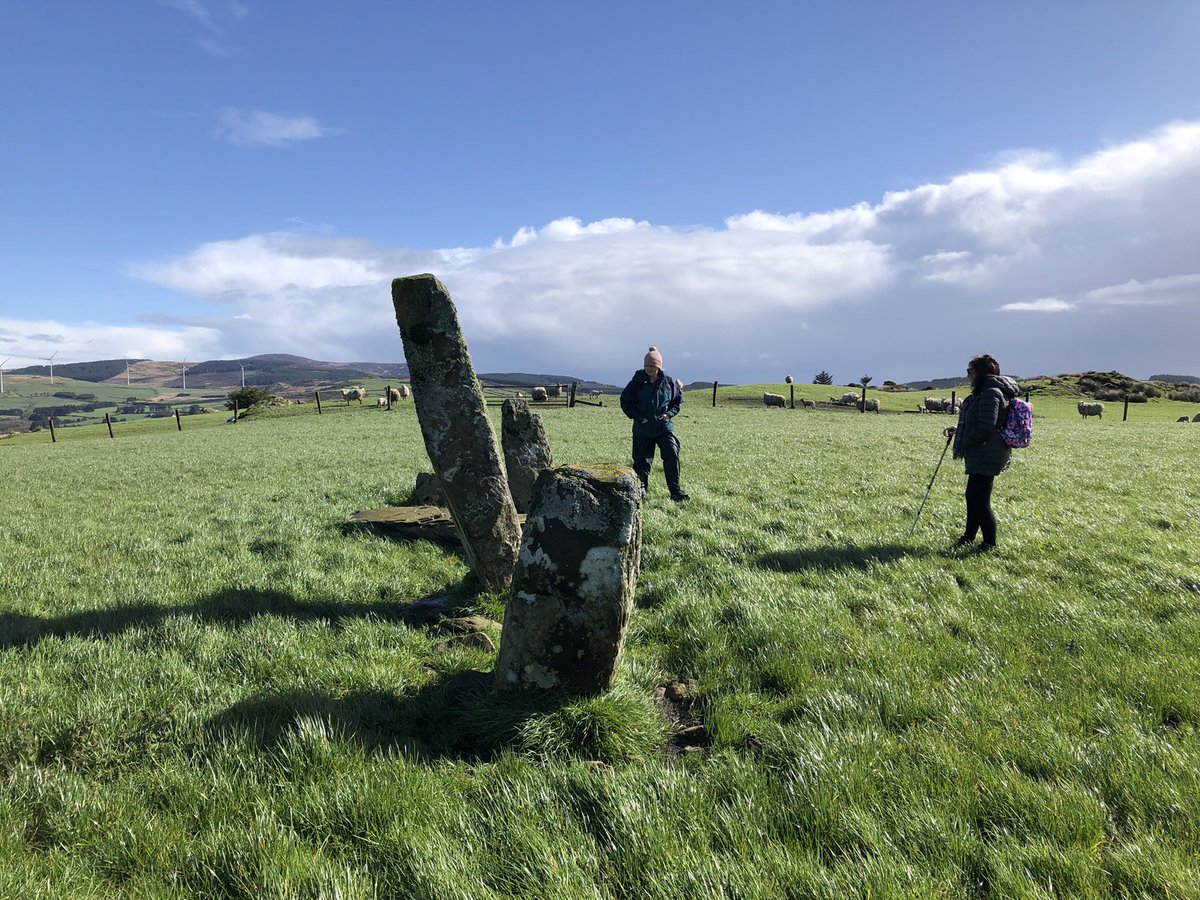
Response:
[494,465,642,695]
[392,274,521,592]
[501,398,554,514]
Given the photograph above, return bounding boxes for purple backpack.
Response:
[1001,397,1034,448]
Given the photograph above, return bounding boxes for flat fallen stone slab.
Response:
[348,506,526,546]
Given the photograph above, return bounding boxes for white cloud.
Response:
[162,0,247,56]
[1083,273,1200,306]
[0,317,224,369]
[999,298,1074,313]
[216,108,342,148]
[10,121,1200,382]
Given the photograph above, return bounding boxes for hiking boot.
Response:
[974,542,997,554]
[670,492,690,502]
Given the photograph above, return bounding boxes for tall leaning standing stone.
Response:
[495,465,642,695]
[501,397,554,514]
[391,274,521,592]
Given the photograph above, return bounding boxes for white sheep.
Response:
[800,398,815,409]
[924,397,953,412]
[763,392,786,407]
[532,386,548,402]
[547,384,561,398]
[340,386,366,405]
[376,396,387,407]
[858,397,880,412]
[1178,416,1191,423]
[840,391,859,405]
[1077,400,1104,419]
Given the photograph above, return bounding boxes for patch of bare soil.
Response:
[654,680,710,753]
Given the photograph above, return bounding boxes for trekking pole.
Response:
[908,430,954,537]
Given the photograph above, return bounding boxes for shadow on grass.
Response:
[0,582,483,649]
[206,672,572,762]
[757,543,927,573]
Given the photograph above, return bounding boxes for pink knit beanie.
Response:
[644,346,663,369]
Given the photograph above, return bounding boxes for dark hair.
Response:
[968,354,1000,377]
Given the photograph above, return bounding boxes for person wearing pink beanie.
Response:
[619,346,689,501]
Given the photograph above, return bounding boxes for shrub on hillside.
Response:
[1169,386,1200,403]
[226,387,272,411]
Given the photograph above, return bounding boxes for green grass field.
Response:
[1,392,1198,898]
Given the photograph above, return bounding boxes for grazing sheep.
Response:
[589,389,602,397]
[376,396,387,407]
[924,397,954,412]
[547,384,561,398]
[1178,416,1191,423]
[531,386,548,402]
[340,386,366,405]
[838,391,860,405]
[763,392,786,407]
[858,397,880,412]
[1193,413,1200,423]
[1077,400,1104,419]
[800,398,815,409]
[514,391,524,399]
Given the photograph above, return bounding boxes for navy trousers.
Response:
[632,432,682,496]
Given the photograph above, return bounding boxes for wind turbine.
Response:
[124,355,131,386]
[0,358,9,394]
[41,351,58,384]
[181,355,188,390]
[239,363,245,388]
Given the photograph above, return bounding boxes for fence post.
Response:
[386,385,392,410]
[1123,395,1129,422]
[712,381,718,408]
[569,381,578,408]
[233,399,239,422]
[175,409,182,431]
[105,413,114,439]
[315,391,322,414]
[860,384,866,413]
[951,390,957,410]
[49,419,56,443]
[789,384,795,409]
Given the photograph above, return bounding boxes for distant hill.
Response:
[1149,373,1200,384]
[14,359,146,382]
[902,377,969,391]
[11,354,616,395]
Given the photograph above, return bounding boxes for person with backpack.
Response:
[620,346,689,501]
[943,353,1021,553]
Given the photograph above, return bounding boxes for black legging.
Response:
[964,474,997,546]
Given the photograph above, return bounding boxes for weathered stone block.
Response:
[392,274,521,592]
[501,397,553,514]
[494,465,642,695]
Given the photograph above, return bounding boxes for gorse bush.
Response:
[226,386,272,410]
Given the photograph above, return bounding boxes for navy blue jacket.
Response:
[620,370,682,438]
[953,374,1020,476]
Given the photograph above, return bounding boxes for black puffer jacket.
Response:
[953,374,1020,476]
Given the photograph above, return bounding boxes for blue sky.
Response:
[2,1,1199,385]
